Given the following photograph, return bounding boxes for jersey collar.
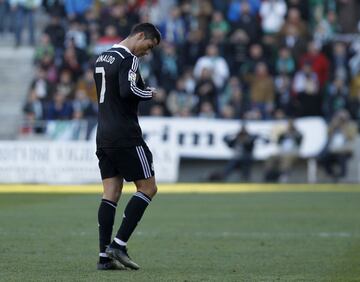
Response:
[112,44,136,57]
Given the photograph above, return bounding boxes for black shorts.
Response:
[96,144,154,181]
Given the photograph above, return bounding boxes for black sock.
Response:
[99,256,111,264]
[98,199,117,255]
[113,192,151,244]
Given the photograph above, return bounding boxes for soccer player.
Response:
[93,23,161,270]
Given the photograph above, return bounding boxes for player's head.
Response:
[129,23,161,57]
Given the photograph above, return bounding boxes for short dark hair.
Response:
[130,23,161,45]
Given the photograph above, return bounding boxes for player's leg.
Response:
[107,177,157,270]
[114,176,157,245]
[97,176,125,270]
[96,148,125,270]
[107,145,156,270]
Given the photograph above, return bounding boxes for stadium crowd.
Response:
[5,0,357,127]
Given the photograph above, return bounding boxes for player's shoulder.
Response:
[95,45,133,66]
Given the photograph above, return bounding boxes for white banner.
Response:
[0,141,179,184]
[139,117,327,160]
[0,117,327,184]
[0,141,99,184]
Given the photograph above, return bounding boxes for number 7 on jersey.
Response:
[96,67,106,103]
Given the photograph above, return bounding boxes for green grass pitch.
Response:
[1,185,360,281]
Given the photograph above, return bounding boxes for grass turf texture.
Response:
[0,184,360,281]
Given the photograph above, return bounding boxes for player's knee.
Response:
[103,191,120,203]
[145,184,157,198]
[152,184,158,197]
[138,183,157,199]
[113,190,121,202]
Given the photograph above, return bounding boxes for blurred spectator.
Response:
[194,68,218,115]
[349,86,360,132]
[240,43,267,79]
[139,52,158,86]
[167,78,196,117]
[137,0,175,26]
[277,24,307,61]
[64,0,93,20]
[181,28,206,69]
[72,89,97,120]
[208,123,258,181]
[317,110,358,181]
[299,41,330,89]
[219,76,244,118]
[42,0,65,17]
[324,77,349,120]
[0,0,12,35]
[76,68,97,104]
[44,91,73,120]
[22,87,45,134]
[279,7,308,39]
[292,62,320,116]
[313,10,339,46]
[245,62,275,119]
[60,45,84,81]
[94,24,122,55]
[275,46,296,75]
[349,39,360,77]
[44,13,66,65]
[10,0,42,47]
[57,69,75,99]
[329,41,350,82]
[198,101,216,118]
[227,0,261,23]
[30,67,53,101]
[38,53,58,84]
[65,19,87,50]
[308,0,335,28]
[158,6,187,44]
[34,33,55,65]
[100,3,137,39]
[286,0,309,21]
[193,43,230,90]
[350,70,360,100]
[193,0,213,33]
[157,42,179,92]
[225,28,249,75]
[336,0,360,33]
[260,0,287,34]
[231,0,261,43]
[212,0,228,14]
[209,10,230,39]
[182,68,196,95]
[274,73,293,115]
[264,119,303,182]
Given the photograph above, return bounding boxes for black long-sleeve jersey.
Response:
[94,44,153,148]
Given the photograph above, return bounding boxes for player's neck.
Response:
[119,38,135,54]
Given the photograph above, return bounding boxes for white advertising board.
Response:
[0,117,327,183]
[140,117,327,159]
[0,141,179,184]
